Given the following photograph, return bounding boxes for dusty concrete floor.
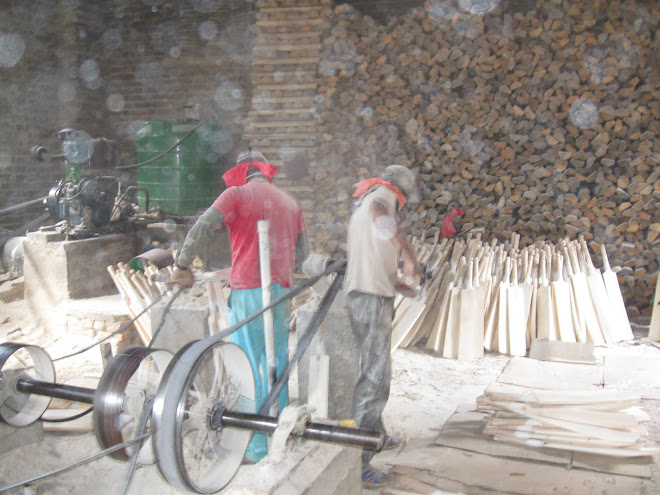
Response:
[0,274,658,495]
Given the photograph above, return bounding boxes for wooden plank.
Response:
[425,280,452,353]
[515,405,644,432]
[253,57,319,65]
[552,253,576,342]
[259,6,322,13]
[253,43,322,51]
[107,265,151,345]
[442,258,466,359]
[602,349,660,400]
[457,259,485,360]
[435,411,571,465]
[572,452,653,478]
[391,299,428,351]
[566,245,605,344]
[245,121,315,128]
[483,382,640,407]
[256,18,324,27]
[492,434,660,458]
[581,240,616,343]
[525,268,538,348]
[496,356,604,391]
[396,247,446,349]
[536,251,556,340]
[385,445,644,495]
[494,257,510,354]
[601,244,635,341]
[648,271,660,341]
[389,465,504,495]
[507,262,527,356]
[528,339,596,365]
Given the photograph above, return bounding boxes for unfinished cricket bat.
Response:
[600,244,634,341]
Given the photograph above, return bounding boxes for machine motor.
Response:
[32,128,150,237]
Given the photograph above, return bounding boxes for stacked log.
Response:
[392,232,635,358]
[302,0,658,317]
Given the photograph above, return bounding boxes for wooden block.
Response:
[441,286,461,359]
[507,264,527,356]
[386,445,644,494]
[528,339,596,364]
[601,244,634,341]
[565,246,604,345]
[580,240,616,343]
[495,258,511,354]
[552,254,577,342]
[496,356,604,391]
[572,452,653,478]
[648,271,660,341]
[457,260,485,360]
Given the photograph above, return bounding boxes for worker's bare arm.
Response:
[176,207,225,268]
[294,231,308,270]
[369,199,421,293]
[369,200,416,263]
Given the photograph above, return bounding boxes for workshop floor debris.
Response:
[1,277,659,495]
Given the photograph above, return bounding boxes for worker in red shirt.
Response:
[172,148,307,463]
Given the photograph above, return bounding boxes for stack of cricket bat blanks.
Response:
[392,232,635,359]
[109,261,234,342]
[381,355,660,495]
[478,382,660,459]
[475,355,660,461]
[648,271,660,342]
[108,262,173,345]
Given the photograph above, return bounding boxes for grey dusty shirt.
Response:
[344,186,399,297]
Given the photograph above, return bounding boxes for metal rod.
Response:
[258,271,344,415]
[209,259,346,345]
[218,410,384,451]
[15,377,95,404]
[258,219,278,416]
[0,197,48,215]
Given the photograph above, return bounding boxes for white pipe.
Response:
[258,219,278,416]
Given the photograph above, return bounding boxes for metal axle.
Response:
[210,406,384,451]
[11,376,385,451]
[16,377,96,404]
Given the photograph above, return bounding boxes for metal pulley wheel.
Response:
[0,343,55,427]
[152,340,255,494]
[93,346,172,463]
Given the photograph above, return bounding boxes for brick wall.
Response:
[0,0,257,230]
[0,0,658,315]
[0,1,66,231]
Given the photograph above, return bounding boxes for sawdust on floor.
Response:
[0,281,657,495]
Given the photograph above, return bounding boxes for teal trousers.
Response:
[227,284,290,462]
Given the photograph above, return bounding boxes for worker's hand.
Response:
[395,283,420,297]
[397,254,422,297]
[401,255,421,282]
[170,267,195,287]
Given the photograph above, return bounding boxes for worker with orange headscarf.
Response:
[345,164,422,488]
[172,148,307,463]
